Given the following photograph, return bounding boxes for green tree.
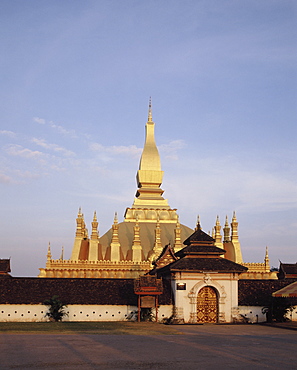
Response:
[140,308,155,322]
[262,297,293,322]
[43,295,68,322]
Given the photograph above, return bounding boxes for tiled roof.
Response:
[183,225,215,246]
[238,279,297,306]
[280,263,297,275]
[155,257,247,274]
[151,223,246,275]
[0,277,173,305]
[272,281,297,297]
[175,244,225,258]
[134,276,163,294]
[0,259,11,274]
[175,225,226,259]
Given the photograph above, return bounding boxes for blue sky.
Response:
[0,0,296,276]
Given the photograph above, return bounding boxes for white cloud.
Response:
[159,140,185,152]
[89,143,104,151]
[48,122,77,138]
[5,144,44,160]
[89,142,141,157]
[33,117,77,138]
[33,117,46,124]
[31,138,75,157]
[0,130,16,138]
[159,140,185,160]
[0,167,42,184]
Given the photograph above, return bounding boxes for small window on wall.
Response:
[176,283,186,290]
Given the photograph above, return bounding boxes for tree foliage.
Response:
[126,308,155,322]
[43,295,68,322]
[262,297,293,322]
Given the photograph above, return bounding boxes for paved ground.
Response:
[1,324,296,369]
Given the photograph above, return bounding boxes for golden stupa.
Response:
[39,101,275,279]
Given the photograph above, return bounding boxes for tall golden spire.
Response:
[138,98,161,174]
[60,246,64,260]
[91,211,99,241]
[111,212,119,244]
[231,211,238,242]
[89,211,99,261]
[132,216,143,262]
[110,212,121,261]
[71,208,85,260]
[47,242,52,261]
[75,208,83,238]
[148,217,163,264]
[264,246,270,272]
[223,216,230,242]
[174,216,182,252]
[231,211,243,263]
[214,215,223,250]
[46,242,52,268]
[125,100,179,223]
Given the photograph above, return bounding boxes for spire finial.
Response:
[60,246,64,260]
[195,215,201,230]
[47,242,52,260]
[225,215,229,227]
[223,215,230,242]
[148,97,152,122]
[264,246,270,271]
[46,242,52,262]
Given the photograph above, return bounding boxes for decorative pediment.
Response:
[153,244,178,268]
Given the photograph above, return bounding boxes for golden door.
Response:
[197,286,218,323]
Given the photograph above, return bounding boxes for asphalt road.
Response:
[1,325,296,369]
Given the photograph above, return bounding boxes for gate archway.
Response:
[197,286,218,323]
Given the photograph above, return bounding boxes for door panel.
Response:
[197,286,218,323]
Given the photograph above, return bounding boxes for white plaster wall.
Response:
[0,305,48,322]
[154,305,173,322]
[238,306,266,323]
[236,305,297,323]
[0,304,173,322]
[66,305,137,321]
[67,305,173,322]
[1,303,295,323]
[0,305,137,322]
